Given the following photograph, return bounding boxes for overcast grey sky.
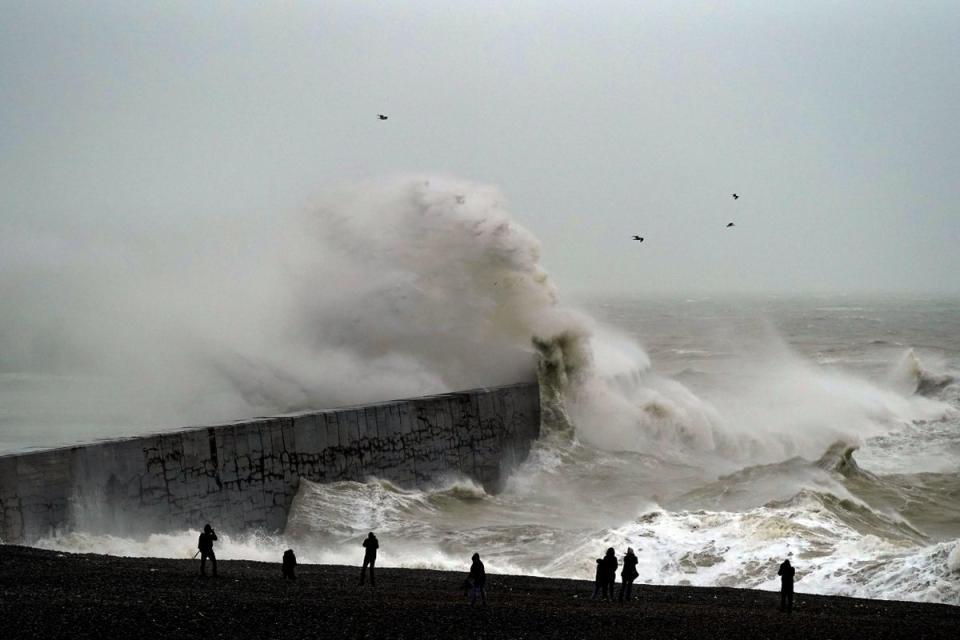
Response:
[2,1,959,296]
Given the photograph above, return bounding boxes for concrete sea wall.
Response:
[0,383,540,544]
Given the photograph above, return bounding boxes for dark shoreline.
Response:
[1,545,956,639]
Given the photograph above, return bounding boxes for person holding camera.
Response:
[778,558,796,613]
[198,523,218,577]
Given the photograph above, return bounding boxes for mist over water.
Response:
[5,176,960,605]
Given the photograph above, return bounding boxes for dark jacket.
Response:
[363,535,379,560]
[621,553,639,581]
[198,531,217,552]
[603,552,618,581]
[469,558,486,588]
[778,561,795,590]
[594,558,604,582]
[282,549,296,578]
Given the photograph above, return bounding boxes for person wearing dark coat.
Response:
[602,547,618,600]
[198,523,217,577]
[282,549,297,581]
[591,558,604,599]
[359,532,379,586]
[468,552,486,605]
[618,547,639,602]
[778,559,796,613]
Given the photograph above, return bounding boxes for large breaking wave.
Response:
[13,176,960,604]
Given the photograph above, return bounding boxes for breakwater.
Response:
[0,383,540,544]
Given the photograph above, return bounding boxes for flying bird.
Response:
[378,114,388,120]
[726,222,735,228]
[632,235,644,242]
[731,193,739,200]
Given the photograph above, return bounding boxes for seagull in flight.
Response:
[632,235,644,242]
[378,114,388,120]
[731,193,739,199]
[726,222,735,228]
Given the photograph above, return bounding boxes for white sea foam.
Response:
[11,176,960,606]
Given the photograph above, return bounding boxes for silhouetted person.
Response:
[602,547,618,600]
[778,559,795,613]
[618,547,639,602]
[282,549,297,581]
[359,532,379,586]
[469,552,486,605]
[198,523,217,577]
[591,558,604,599]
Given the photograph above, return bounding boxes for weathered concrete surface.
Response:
[0,384,540,544]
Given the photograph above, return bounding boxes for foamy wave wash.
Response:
[23,175,960,606]
[534,316,952,465]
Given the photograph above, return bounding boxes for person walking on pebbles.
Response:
[359,532,379,587]
[778,558,796,613]
[197,523,218,577]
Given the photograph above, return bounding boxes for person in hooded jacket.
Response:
[468,552,486,605]
[602,547,618,600]
[778,558,796,613]
[618,548,639,602]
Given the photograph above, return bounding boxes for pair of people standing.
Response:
[592,548,617,599]
[357,533,486,606]
[592,547,639,601]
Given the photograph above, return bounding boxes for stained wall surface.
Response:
[0,384,540,544]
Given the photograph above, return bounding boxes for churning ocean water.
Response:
[278,296,960,606]
[3,178,958,605]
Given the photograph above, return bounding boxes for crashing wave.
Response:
[892,349,956,397]
[816,441,865,476]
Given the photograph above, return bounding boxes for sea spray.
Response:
[13,176,960,606]
[2,174,948,462]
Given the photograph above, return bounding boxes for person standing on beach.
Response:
[359,532,379,586]
[198,523,218,577]
[591,558,604,599]
[618,548,639,602]
[778,558,796,613]
[282,549,297,581]
[468,552,487,605]
[602,547,618,600]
